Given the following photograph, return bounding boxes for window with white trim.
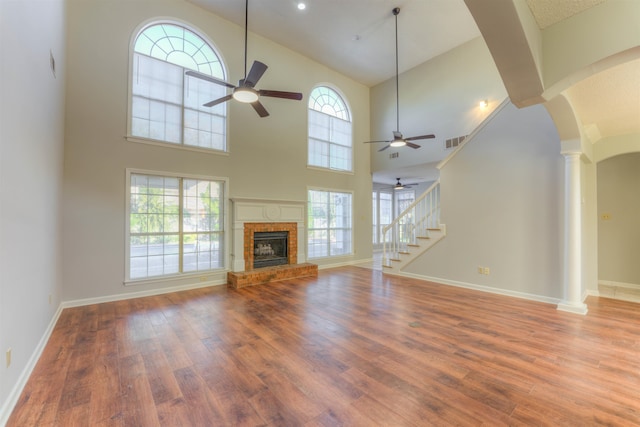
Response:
[130,22,227,151]
[127,172,225,281]
[308,86,352,172]
[307,189,352,258]
[372,190,392,246]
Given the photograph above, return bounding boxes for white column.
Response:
[557,152,588,314]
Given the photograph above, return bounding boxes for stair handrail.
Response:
[382,180,440,264]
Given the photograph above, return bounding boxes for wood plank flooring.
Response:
[8,266,640,426]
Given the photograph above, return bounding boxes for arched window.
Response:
[130,22,227,151]
[308,86,352,172]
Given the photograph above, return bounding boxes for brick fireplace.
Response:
[243,222,297,271]
[228,198,317,288]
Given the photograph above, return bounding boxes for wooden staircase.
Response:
[381,180,446,273]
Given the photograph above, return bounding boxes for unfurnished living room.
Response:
[1,0,640,425]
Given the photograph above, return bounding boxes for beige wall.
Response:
[369,36,508,176]
[597,153,640,286]
[405,102,565,302]
[62,0,371,301]
[0,0,66,419]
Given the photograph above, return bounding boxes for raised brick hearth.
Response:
[227,263,318,289]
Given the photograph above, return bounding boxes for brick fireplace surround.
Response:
[243,222,297,271]
[227,198,317,288]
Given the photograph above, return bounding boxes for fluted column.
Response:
[557,152,588,314]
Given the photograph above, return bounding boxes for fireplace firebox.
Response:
[253,231,288,269]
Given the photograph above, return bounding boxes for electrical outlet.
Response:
[6,348,11,368]
[199,276,207,282]
[477,266,483,274]
[601,213,611,221]
[484,267,490,275]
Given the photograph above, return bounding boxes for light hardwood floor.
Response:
[8,266,640,426]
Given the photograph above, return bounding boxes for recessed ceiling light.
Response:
[297,2,306,10]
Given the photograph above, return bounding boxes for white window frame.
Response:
[372,189,394,247]
[125,168,229,285]
[307,85,353,173]
[307,187,354,259]
[126,20,230,155]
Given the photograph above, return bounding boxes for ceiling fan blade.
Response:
[405,134,436,141]
[406,142,421,149]
[203,94,233,107]
[363,140,392,144]
[185,70,236,89]
[251,100,269,117]
[245,61,268,87]
[378,145,391,152]
[259,89,303,100]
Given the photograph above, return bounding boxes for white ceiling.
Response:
[187,0,481,87]
[188,0,639,185]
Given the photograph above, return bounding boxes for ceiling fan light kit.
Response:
[363,7,436,152]
[232,87,259,103]
[186,0,302,117]
[389,133,407,148]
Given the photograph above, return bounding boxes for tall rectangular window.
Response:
[308,110,352,171]
[128,172,225,281]
[308,189,353,258]
[372,192,378,244]
[375,191,393,246]
[395,190,415,245]
[131,55,226,150]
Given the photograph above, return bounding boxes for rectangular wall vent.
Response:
[389,152,399,159]
[445,135,467,150]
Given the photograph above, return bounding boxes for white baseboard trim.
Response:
[586,289,600,297]
[385,270,561,305]
[0,304,64,427]
[62,278,227,309]
[557,301,589,315]
[598,280,640,290]
[316,259,371,270]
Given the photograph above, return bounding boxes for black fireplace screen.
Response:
[253,231,288,268]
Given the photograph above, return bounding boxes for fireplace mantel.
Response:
[230,198,306,272]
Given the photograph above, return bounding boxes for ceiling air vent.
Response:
[445,135,467,150]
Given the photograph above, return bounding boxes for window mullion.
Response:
[181,71,186,145]
[179,177,184,273]
[327,195,332,256]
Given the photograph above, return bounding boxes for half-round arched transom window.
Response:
[308,86,352,172]
[130,22,227,151]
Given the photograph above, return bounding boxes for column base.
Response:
[557,301,588,315]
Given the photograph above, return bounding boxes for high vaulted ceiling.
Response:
[188,0,640,185]
[187,0,481,87]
